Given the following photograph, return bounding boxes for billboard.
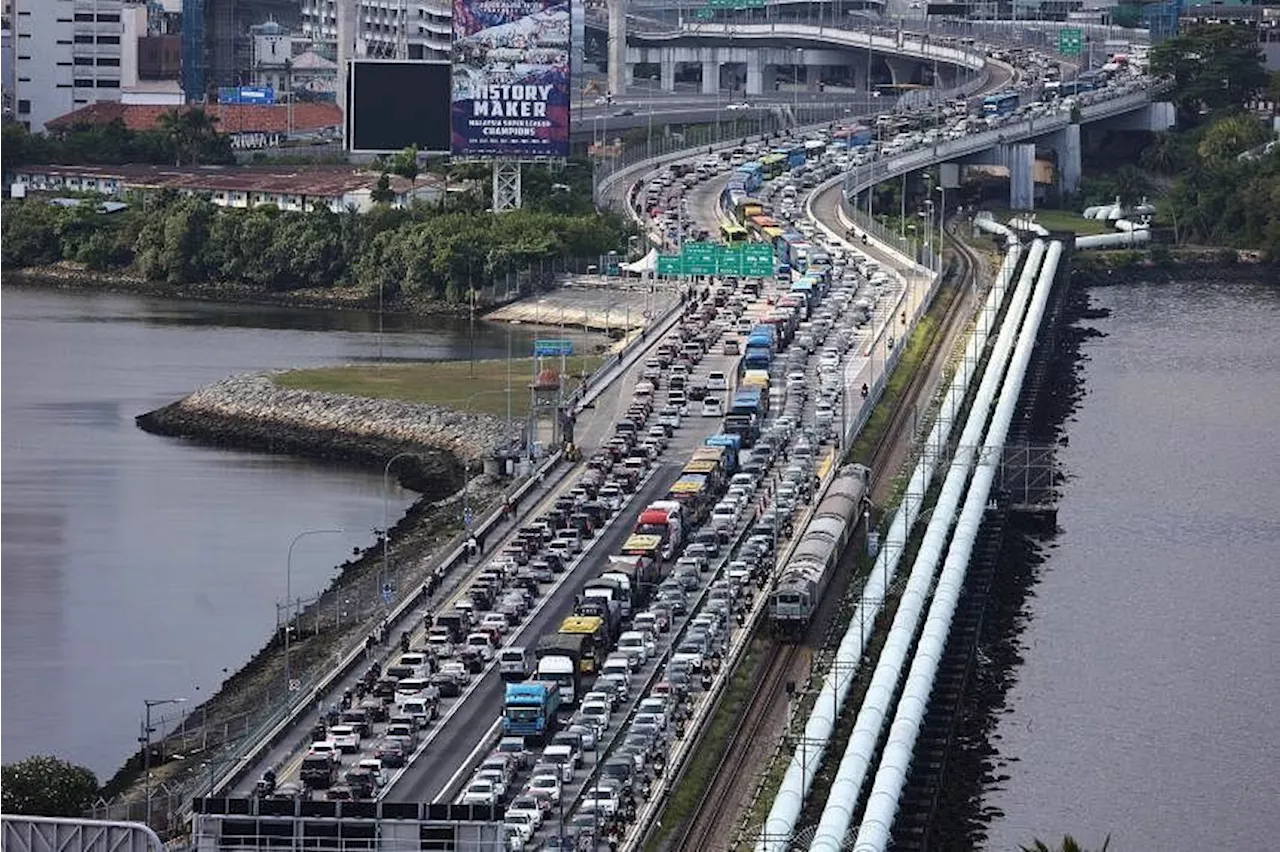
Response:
[451,0,571,158]
[346,61,452,154]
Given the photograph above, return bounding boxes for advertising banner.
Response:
[452,0,571,158]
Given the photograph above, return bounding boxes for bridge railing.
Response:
[839,86,1162,202]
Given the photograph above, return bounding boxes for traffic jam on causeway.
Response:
[243,99,935,852]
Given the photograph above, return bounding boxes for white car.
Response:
[426,630,455,657]
[527,773,562,804]
[459,779,497,806]
[555,528,583,554]
[357,758,386,787]
[579,700,611,731]
[707,371,729,391]
[726,102,751,111]
[638,697,669,729]
[327,725,360,754]
[465,632,495,661]
[504,811,537,845]
[617,631,650,666]
[308,741,341,765]
[701,396,723,417]
[481,612,511,635]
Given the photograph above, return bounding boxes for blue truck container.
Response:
[503,681,561,741]
[735,162,764,193]
[742,346,773,372]
[704,433,742,473]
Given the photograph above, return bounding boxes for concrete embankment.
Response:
[485,276,678,333]
[136,373,514,492]
[108,374,515,813]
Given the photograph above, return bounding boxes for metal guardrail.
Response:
[838,86,1162,204]
[187,286,695,818]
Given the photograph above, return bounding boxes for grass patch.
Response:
[645,640,765,852]
[847,309,941,467]
[274,356,605,418]
[988,206,1113,236]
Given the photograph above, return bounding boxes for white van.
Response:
[499,647,533,681]
[701,396,723,418]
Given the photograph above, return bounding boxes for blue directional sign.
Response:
[463,507,474,527]
[218,86,276,105]
[380,582,395,604]
[534,339,575,357]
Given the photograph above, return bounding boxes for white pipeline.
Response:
[1076,229,1150,249]
[754,243,1026,852]
[807,240,1048,852]
[852,241,1065,852]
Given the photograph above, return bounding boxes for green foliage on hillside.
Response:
[1,190,630,298]
[1136,112,1280,260]
[1150,25,1270,123]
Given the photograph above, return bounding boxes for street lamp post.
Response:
[286,528,346,694]
[141,697,187,827]
[383,453,420,610]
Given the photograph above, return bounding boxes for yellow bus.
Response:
[559,615,607,673]
[720,222,749,244]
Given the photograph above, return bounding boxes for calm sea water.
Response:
[0,286,593,779]
[979,277,1280,850]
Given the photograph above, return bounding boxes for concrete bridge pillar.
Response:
[660,51,676,93]
[746,53,763,96]
[805,65,822,92]
[1007,142,1036,211]
[885,55,917,87]
[1049,123,1082,196]
[702,58,718,95]
[607,0,626,97]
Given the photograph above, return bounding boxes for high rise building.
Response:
[11,0,125,132]
[180,0,298,102]
[301,0,452,63]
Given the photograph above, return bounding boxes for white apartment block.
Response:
[300,0,452,62]
[11,0,125,132]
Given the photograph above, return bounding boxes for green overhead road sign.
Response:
[657,255,683,276]
[718,246,745,276]
[1058,28,1083,56]
[694,7,714,18]
[682,242,719,276]
[658,242,776,277]
[743,243,775,276]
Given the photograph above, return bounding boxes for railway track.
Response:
[863,227,980,495]
[674,219,983,852]
[675,643,802,852]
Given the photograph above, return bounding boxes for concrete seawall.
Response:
[136,373,516,496]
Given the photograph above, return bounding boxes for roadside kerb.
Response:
[625,446,844,852]
[380,462,664,802]
[205,297,688,807]
[564,498,764,821]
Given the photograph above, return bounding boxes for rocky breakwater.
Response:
[137,373,514,495]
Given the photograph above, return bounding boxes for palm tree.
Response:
[1113,166,1150,212]
[156,107,221,166]
[1020,834,1112,852]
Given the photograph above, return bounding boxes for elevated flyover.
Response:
[625,21,988,95]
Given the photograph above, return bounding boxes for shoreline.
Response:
[97,373,515,816]
[2,264,477,318]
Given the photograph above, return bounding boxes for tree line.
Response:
[2,110,235,171]
[1141,26,1280,260]
[1,190,631,300]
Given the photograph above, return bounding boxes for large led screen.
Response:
[347,61,451,154]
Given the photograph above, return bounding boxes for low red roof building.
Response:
[12,164,445,214]
[45,102,342,137]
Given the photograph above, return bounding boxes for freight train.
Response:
[769,464,872,638]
